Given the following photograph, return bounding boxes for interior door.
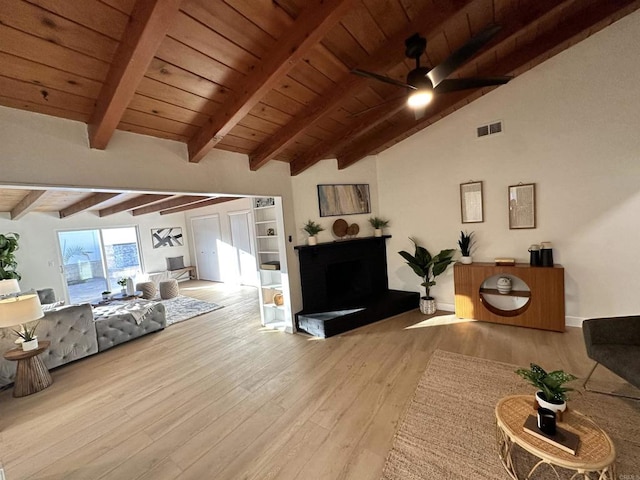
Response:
[191,216,222,282]
[229,211,258,287]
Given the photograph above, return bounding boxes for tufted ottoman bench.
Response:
[159,279,179,299]
[93,302,166,352]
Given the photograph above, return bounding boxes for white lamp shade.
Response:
[0,279,20,296]
[0,293,44,329]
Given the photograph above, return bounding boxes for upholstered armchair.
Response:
[582,315,640,397]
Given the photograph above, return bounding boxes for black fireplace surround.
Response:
[294,236,418,337]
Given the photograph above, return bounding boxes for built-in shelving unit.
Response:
[454,262,565,332]
[252,197,292,331]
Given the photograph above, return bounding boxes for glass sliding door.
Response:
[58,227,143,304]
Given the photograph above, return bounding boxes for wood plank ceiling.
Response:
[0,0,638,176]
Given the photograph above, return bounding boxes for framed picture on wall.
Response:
[508,183,536,229]
[151,227,184,248]
[317,184,371,217]
[460,181,484,223]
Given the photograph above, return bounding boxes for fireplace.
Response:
[294,236,418,337]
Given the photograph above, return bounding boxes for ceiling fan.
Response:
[351,24,512,118]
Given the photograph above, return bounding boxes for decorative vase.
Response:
[419,297,436,315]
[374,228,382,237]
[273,293,284,306]
[497,276,512,294]
[102,293,110,301]
[460,255,472,264]
[308,236,317,246]
[126,277,135,295]
[535,391,567,415]
[22,337,38,351]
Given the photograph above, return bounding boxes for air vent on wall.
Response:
[477,120,503,138]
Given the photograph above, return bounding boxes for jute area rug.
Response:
[382,350,640,480]
[159,295,223,326]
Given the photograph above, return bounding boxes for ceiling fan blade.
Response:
[434,76,512,93]
[351,68,415,89]
[427,24,502,87]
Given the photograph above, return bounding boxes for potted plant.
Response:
[13,321,39,351]
[458,231,474,264]
[303,220,324,246]
[101,290,111,301]
[369,217,389,237]
[398,238,455,315]
[0,232,21,280]
[117,278,127,295]
[516,363,578,414]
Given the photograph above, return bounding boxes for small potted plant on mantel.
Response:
[399,238,455,315]
[516,363,578,416]
[303,220,324,246]
[458,231,475,264]
[369,217,390,237]
[117,278,127,295]
[101,290,111,301]
[13,321,39,351]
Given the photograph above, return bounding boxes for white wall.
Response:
[0,209,189,300]
[376,11,640,321]
[290,157,380,244]
[0,107,303,312]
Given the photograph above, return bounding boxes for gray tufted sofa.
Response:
[0,292,166,387]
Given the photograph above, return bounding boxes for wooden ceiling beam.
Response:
[159,197,242,215]
[59,193,122,218]
[249,0,477,171]
[336,0,640,169]
[187,0,358,164]
[288,0,572,175]
[98,194,174,216]
[10,190,48,220]
[131,195,209,216]
[88,0,182,150]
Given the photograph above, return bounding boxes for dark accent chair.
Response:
[582,316,640,397]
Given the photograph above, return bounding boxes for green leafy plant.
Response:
[0,232,21,280]
[458,231,474,257]
[303,220,324,236]
[515,363,577,403]
[368,217,389,229]
[398,238,455,299]
[117,278,128,288]
[13,321,39,342]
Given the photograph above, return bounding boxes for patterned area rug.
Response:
[159,295,223,326]
[382,350,640,479]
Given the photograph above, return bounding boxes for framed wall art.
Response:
[460,181,484,223]
[508,183,536,229]
[317,184,371,217]
[151,227,184,248]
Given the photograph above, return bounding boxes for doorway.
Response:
[191,215,222,282]
[229,210,258,287]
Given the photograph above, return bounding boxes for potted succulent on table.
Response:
[101,290,111,301]
[369,217,390,237]
[458,231,475,264]
[117,278,127,295]
[13,321,39,351]
[303,220,324,246]
[516,363,578,415]
[398,238,455,315]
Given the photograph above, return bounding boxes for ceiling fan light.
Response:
[407,89,433,108]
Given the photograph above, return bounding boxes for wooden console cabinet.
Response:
[454,262,565,332]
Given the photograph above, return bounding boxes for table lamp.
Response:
[0,292,44,351]
[0,279,20,297]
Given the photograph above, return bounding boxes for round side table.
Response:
[3,340,52,397]
[495,395,616,480]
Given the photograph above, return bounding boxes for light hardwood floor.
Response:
[0,281,594,480]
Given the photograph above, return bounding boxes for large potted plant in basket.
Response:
[516,363,577,414]
[0,232,21,280]
[399,238,455,315]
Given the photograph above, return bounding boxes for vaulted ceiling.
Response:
[1,0,637,175]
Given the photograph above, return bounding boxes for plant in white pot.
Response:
[368,217,389,237]
[13,321,39,351]
[398,238,455,315]
[515,363,577,416]
[458,231,474,264]
[117,278,127,295]
[303,220,324,246]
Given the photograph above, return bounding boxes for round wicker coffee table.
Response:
[495,395,616,480]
